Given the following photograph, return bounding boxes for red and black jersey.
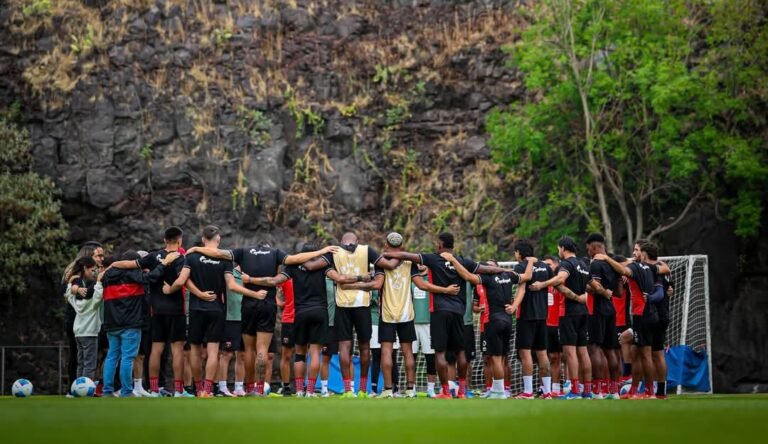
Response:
[102,266,163,331]
[279,279,296,323]
[473,284,490,331]
[613,280,630,327]
[627,262,654,316]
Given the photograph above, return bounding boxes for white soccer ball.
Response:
[563,380,571,395]
[264,382,271,395]
[12,379,33,397]
[620,380,633,396]
[71,377,97,397]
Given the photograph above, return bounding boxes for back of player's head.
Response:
[438,232,454,249]
[73,256,97,274]
[102,255,117,268]
[202,225,221,241]
[585,232,605,245]
[121,250,141,261]
[558,236,578,253]
[386,232,403,248]
[611,254,627,263]
[543,254,560,264]
[513,239,534,259]
[341,232,357,245]
[301,242,318,253]
[639,241,659,260]
[164,226,183,243]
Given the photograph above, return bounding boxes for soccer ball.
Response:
[563,380,572,395]
[12,379,33,397]
[620,380,633,396]
[264,382,271,395]
[71,377,96,397]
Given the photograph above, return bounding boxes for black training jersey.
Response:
[137,249,185,315]
[230,246,288,307]
[479,272,519,324]
[514,259,552,321]
[419,253,479,315]
[184,253,232,312]
[282,264,329,314]
[656,268,671,324]
[589,259,618,316]
[558,256,591,316]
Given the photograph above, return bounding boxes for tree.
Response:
[487,0,767,252]
[0,117,69,295]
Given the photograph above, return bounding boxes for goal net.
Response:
[376,255,711,395]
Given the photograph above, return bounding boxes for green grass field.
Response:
[2,395,766,443]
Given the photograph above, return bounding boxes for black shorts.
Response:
[295,309,329,346]
[151,313,186,343]
[590,313,618,349]
[379,320,417,344]
[430,311,464,353]
[334,306,372,342]
[547,326,561,353]
[650,321,668,351]
[221,321,243,352]
[632,315,652,347]
[281,323,295,348]
[484,320,512,356]
[322,340,338,357]
[516,319,547,351]
[188,310,225,345]
[139,329,152,355]
[559,314,589,347]
[241,300,277,336]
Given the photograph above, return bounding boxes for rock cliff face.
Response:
[0,0,765,392]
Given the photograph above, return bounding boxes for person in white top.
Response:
[65,256,106,381]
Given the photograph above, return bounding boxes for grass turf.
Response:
[1,395,765,443]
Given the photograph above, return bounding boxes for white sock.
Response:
[523,375,533,394]
[427,382,435,394]
[542,376,552,394]
[133,379,142,391]
[492,379,504,392]
[448,381,457,391]
[219,381,228,391]
[579,383,584,393]
[321,380,328,393]
[553,382,561,393]
[235,381,244,391]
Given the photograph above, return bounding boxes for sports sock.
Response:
[174,380,183,394]
[321,380,328,394]
[295,378,304,393]
[134,379,143,391]
[485,383,492,392]
[255,381,264,395]
[523,375,533,394]
[246,382,255,393]
[371,382,378,393]
[359,376,368,393]
[448,380,457,392]
[427,382,435,395]
[553,382,561,393]
[204,379,213,394]
[307,378,316,394]
[150,377,159,393]
[492,379,504,393]
[441,383,450,395]
[542,376,552,394]
[629,380,639,395]
[235,381,244,392]
[219,381,228,392]
[343,378,352,393]
[657,381,667,396]
[623,363,631,376]
[195,380,203,394]
[584,381,592,395]
[457,378,467,396]
[571,379,580,394]
[592,379,600,394]
[609,379,618,394]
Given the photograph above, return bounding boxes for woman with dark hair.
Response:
[65,256,104,381]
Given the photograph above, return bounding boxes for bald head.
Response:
[341,232,357,244]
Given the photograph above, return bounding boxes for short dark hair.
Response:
[121,250,141,261]
[164,227,183,242]
[558,236,578,253]
[301,242,318,253]
[611,254,627,263]
[543,254,560,263]
[585,232,605,245]
[74,256,97,274]
[438,232,454,249]
[513,239,534,259]
[640,241,659,260]
[102,255,117,268]
[202,225,221,241]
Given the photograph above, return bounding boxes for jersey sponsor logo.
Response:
[249,249,271,256]
[575,265,590,276]
[413,287,426,299]
[200,256,221,265]
[533,266,549,273]
[494,276,512,284]
[156,253,163,262]
[443,261,456,271]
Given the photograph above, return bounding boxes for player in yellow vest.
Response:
[341,232,460,398]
